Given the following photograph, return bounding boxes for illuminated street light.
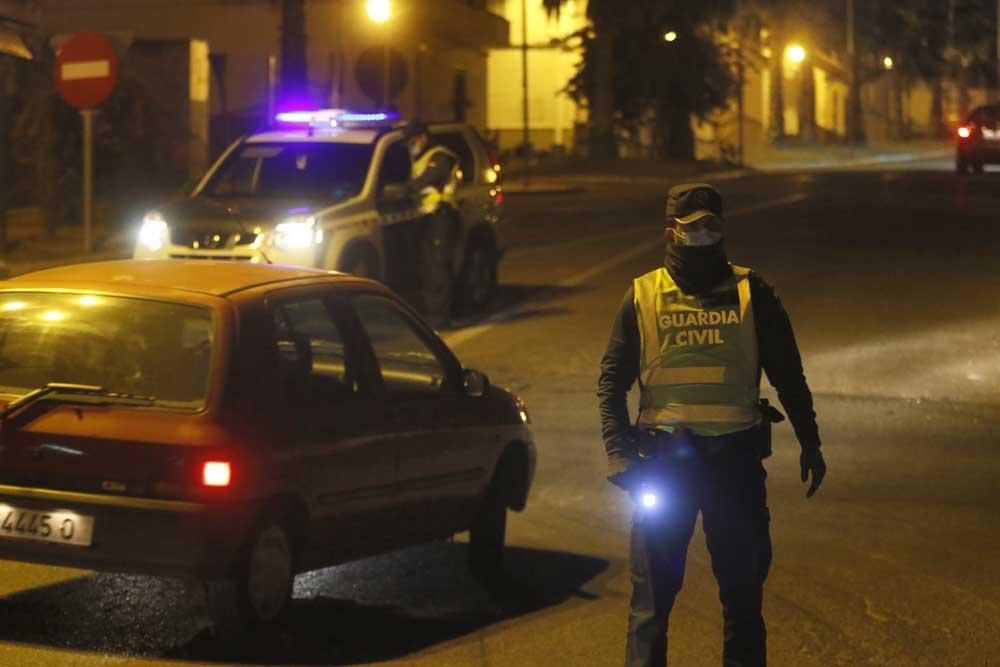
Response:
[664,31,678,43]
[366,0,391,23]
[883,55,894,70]
[785,44,806,64]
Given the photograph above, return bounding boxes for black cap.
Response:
[665,183,723,222]
[402,120,429,140]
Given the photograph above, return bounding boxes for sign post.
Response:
[54,32,119,253]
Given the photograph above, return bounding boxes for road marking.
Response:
[61,60,111,81]
[443,192,810,349]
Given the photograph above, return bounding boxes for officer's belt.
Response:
[637,424,761,459]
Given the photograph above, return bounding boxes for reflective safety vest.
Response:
[634,266,761,436]
[412,146,462,214]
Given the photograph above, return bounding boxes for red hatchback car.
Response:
[0,260,534,636]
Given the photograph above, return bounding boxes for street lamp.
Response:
[785,44,806,64]
[883,55,894,70]
[366,0,391,23]
[664,30,678,43]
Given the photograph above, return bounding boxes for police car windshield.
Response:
[205,142,374,201]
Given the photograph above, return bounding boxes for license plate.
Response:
[0,504,94,547]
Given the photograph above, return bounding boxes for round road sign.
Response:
[55,32,119,110]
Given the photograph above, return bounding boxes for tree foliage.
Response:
[545,0,740,159]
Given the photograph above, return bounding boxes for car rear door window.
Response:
[350,296,448,396]
[271,296,357,400]
[378,140,412,188]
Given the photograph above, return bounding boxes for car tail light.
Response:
[202,461,232,487]
[958,126,972,138]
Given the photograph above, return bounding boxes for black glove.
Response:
[800,447,826,498]
[605,428,647,491]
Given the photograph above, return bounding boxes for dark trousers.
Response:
[625,440,772,667]
[419,208,455,326]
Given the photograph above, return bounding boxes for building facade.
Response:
[485,0,586,152]
[39,0,509,156]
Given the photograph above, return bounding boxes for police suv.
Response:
[134,110,505,312]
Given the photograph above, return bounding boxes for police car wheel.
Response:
[458,240,497,314]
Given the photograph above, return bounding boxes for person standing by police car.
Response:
[598,183,827,667]
[403,121,462,328]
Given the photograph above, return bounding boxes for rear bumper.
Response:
[0,485,259,580]
[957,142,1000,162]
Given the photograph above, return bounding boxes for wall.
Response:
[486,0,585,151]
[126,39,210,177]
[40,0,508,156]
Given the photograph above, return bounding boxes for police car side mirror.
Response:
[380,183,410,203]
[462,368,490,398]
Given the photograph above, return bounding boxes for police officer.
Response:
[403,121,462,327]
[598,183,827,667]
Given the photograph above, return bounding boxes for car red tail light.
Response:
[202,461,231,487]
[958,126,972,138]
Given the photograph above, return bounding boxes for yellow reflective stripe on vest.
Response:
[656,366,727,384]
[633,266,760,437]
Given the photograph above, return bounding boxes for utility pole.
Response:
[846,0,865,145]
[521,0,529,152]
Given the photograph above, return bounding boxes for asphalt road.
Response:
[0,165,998,666]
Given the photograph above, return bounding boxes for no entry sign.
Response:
[55,32,119,110]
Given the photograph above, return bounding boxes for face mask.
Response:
[409,141,423,159]
[669,212,724,247]
[673,224,723,247]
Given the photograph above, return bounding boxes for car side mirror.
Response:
[462,368,489,398]
[380,182,410,203]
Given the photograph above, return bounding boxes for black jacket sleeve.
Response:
[749,273,822,450]
[598,287,641,464]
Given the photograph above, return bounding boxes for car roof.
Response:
[4,260,350,297]
[247,129,380,144]
[970,105,1000,116]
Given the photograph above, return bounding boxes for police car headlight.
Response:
[272,216,323,250]
[138,211,169,252]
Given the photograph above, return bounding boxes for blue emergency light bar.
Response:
[274,108,401,129]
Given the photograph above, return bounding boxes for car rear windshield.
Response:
[204,142,375,201]
[0,293,215,411]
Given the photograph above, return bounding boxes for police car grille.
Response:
[171,230,259,249]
